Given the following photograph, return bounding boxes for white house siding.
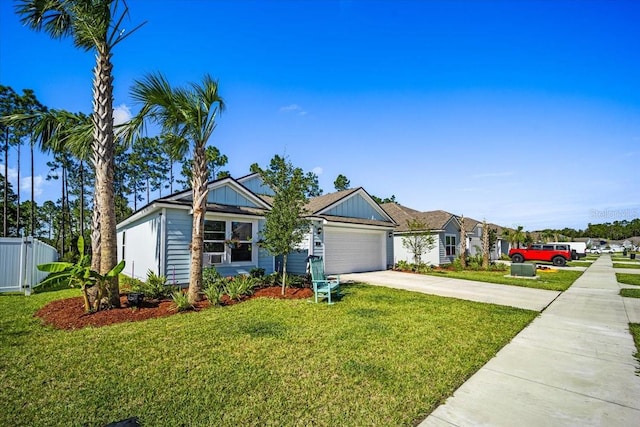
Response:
[117,214,162,282]
[393,233,440,266]
[324,226,386,275]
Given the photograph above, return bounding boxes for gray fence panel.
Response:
[0,238,23,292]
[0,237,59,294]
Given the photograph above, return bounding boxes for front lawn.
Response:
[0,284,536,427]
[617,274,640,286]
[425,269,583,291]
[613,263,640,269]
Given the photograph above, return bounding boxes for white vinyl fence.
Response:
[0,237,59,295]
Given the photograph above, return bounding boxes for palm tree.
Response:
[128,73,225,304]
[506,225,526,249]
[16,0,144,307]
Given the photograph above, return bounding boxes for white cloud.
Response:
[279,104,308,116]
[312,166,323,176]
[20,175,45,197]
[113,104,132,125]
[0,165,18,182]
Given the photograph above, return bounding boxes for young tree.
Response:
[401,218,436,265]
[16,0,144,307]
[333,174,350,191]
[250,155,314,295]
[128,73,225,304]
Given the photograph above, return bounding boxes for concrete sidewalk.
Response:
[341,270,560,311]
[420,255,640,426]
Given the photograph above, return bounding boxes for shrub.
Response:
[170,291,193,312]
[264,272,282,286]
[129,270,174,300]
[223,278,244,301]
[119,275,144,292]
[249,267,265,278]
[203,283,225,306]
[395,260,411,271]
[203,266,222,289]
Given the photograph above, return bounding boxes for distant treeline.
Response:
[537,218,640,241]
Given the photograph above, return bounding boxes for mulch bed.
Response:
[35,286,314,331]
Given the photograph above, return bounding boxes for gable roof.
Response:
[382,204,460,232]
[163,176,271,209]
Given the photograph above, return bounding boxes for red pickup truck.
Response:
[509,243,572,266]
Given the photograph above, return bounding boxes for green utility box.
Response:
[511,263,536,277]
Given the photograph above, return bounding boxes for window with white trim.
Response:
[445,235,456,256]
[230,221,252,262]
[204,220,226,264]
[203,219,254,265]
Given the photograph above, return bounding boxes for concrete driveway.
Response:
[340,270,560,311]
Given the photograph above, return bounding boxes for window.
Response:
[204,220,226,264]
[122,231,126,259]
[445,235,456,256]
[231,221,252,262]
[203,219,254,264]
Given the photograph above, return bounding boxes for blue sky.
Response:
[1,0,639,231]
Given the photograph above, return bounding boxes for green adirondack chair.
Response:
[309,256,341,304]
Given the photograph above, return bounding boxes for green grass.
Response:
[567,260,592,267]
[612,256,639,262]
[425,269,583,291]
[620,288,640,298]
[613,263,640,269]
[617,274,640,286]
[0,285,536,427]
[629,324,640,365]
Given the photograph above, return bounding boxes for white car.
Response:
[590,248,601,254]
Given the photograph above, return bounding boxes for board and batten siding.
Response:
[117,214,161,282]
[164,209,193,285]
[323,193,386,220]
[238,175,274,196]
[207,184,260,207]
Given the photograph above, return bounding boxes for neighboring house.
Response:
[382,204,462,266]
[116,173,396,284]
[463,217,510,260]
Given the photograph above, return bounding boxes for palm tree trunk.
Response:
[79,160,85,237]
[187,141,208,303]
[459,216,467,268]
[482,220,489,269]
[92,46,119,307]
[91,191,101,270]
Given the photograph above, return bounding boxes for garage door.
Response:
[324,227,385,275]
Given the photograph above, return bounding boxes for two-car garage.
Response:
[323,226,387,275]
